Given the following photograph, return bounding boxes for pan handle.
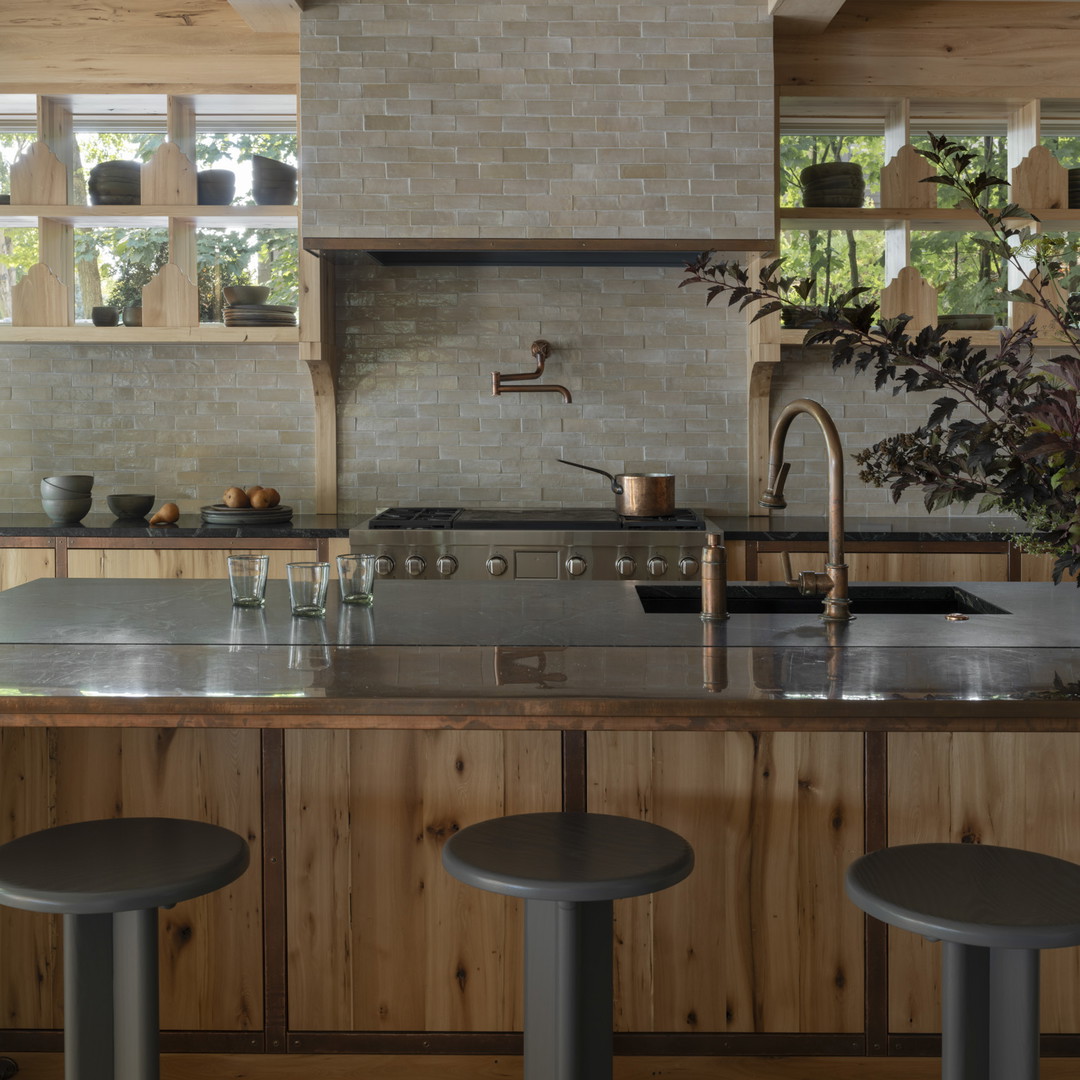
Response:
[557,458,624,495]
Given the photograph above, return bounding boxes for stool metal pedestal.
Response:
[846,842,1080,1080]
[0,817,250,1080]
[442,811,694,1080]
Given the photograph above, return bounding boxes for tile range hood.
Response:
[300,1,776,269]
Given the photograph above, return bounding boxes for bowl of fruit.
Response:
[201,485,291,524]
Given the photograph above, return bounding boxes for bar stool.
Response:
[442,810,694,1080]
[846,842,1080,1080]
[0,817,250,1080]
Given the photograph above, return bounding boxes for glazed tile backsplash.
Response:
[0,343,315,515]
[0,317,1006,521]
[332,260,970,520]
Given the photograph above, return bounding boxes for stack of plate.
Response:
[1069,168,1080,209]
[800,162,865,208]
[252,154,298,206]
[88,160,142,205]
[223,303,298,328]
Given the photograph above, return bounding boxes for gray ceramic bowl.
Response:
[42,474,94,494]
[41,496,93,524]
[223,285,270,306]
[107,494,155,519]
[196,169,236,206]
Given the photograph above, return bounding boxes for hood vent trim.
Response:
[302,237,775,268]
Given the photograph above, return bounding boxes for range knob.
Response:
[404,554,427,577]
[647,555,668,577]
[615,555,636,578]
[436,554,459,577]
[486,554,508,577]
[565,555,587,578]
[679,555,700,577]
[374,555,395,577]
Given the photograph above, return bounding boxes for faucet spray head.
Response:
[759,461,791,509]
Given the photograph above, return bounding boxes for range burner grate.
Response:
[367,506,707,530]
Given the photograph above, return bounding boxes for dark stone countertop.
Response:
[0,512,353,538]
[0,511,1029,542]
[0,577,1075,717]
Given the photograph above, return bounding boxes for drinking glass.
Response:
[287,561,330,617]
[337,553,376,605]
[227,554,269,607]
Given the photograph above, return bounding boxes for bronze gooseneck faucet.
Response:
[492,339,572,403]
[759,398,852,622]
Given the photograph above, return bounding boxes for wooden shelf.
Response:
[780,206,999,230]
[0,204,298,228]
[0,324,300,344]
[779,206,1077,231]
[778,328,1004,347]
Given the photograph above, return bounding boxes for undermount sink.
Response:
[636,584,1010,616]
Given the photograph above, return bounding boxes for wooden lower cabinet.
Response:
[285,729,864,1039]
[0,728,263,1032]
[11,723,1080,1054]
[887,732,1080,1035]
[751,544,1010,583]
[588,731,865,1034]
[0,545,54,589]
[66,545,315,580]
[284,729,563,1032]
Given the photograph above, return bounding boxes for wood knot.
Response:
[425,822,459,839]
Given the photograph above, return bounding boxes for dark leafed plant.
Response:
[680,133,1080,583]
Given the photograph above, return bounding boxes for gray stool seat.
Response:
[443,812,693,1080]
[0,817,249,1080]
[846,843,1080,1080]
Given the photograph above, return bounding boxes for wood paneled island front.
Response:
[1,576,1079,1079]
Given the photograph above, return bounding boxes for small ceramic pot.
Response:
[197,169,236,206]
[42,474,94,495]
[106,494,155,520]
[122,305,143,327]
[87,160,142,206]
[223,285,270,306]
[252,155,298,206]
[41,495,93,525]
[91,305,119,326]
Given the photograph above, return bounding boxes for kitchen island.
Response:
[1,576,1079,1076]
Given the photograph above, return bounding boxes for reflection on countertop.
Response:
[0,577,1074,713]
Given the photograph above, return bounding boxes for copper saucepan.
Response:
[558,458,676,517]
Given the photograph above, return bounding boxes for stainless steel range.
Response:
[349,507,715,582]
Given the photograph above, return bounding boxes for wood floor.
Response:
[6,1056,1080,1079]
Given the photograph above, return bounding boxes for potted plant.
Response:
[681,134,1080,583]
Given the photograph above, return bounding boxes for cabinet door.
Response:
[754,546,1009,583]
[0,728,263,1031]
[285,729,562,1033]
[0,546,55,589]
[588,730,865,1034]
[1020,551,1079,583]
[888,733,1080,1035]
[327,537,352,562]
[67,546,314,579]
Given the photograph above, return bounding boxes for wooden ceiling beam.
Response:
[769,0,846,34]
[227,0,302,35]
